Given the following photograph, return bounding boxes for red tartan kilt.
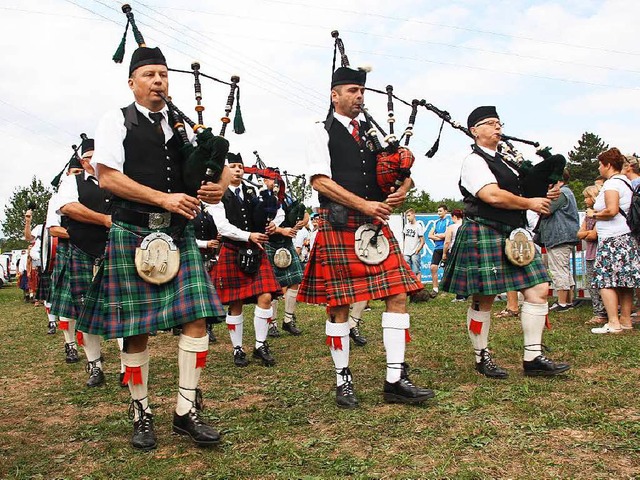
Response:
[298,210,422,306]
[210,242,282,304]
[28,267,40,292]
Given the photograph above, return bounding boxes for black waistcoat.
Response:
[221,186,256,240]
[318,115,384,207]
[117,103,185,212]
[67,174,113,258]
[192,208,218,241]
[460,145,525,228]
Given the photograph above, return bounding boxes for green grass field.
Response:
[1,285,639,479]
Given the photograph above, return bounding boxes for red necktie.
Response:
[350,119,360,144]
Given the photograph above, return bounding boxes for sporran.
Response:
[354,223,390,265]
[505,228,535,267]
[134,232,180,285]
[273,247,292,268]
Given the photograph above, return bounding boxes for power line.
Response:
[260,0,640,57]
[157,6,640,75]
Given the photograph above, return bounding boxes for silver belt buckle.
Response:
[148,212,171,229]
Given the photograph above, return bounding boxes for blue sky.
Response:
[1,0,638,230]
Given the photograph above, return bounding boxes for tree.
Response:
[286,175,312,204]
[2,177,53,247]
[394,189,463,214]
[567,132,608,186]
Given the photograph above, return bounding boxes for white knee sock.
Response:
[82,332,102,369]
[467,308,491,363]
[121,349,150,419]
[226,314,244,348]
[60,317,76,345]
[254,306,272,347]
[349,300,367,328]
[116,338,125,373]
[271,299,278,322]
[382,312,410,383]
[326,321,350,386]
[521,302,548,361]
[284,288,298,323]
[176,334,209,416]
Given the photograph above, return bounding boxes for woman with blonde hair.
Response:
[578,184,606,325]
[586,148,640,333]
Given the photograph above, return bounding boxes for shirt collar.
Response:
[134,102,168,123]
[478,145,498,157]
[333,111,365,130]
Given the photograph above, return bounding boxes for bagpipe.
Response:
[331,31,417,197]
[50,133,87,190]
[113,4,249,197]
[418,103,566,199]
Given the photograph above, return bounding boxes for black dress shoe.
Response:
[253,342,276,367]
[86,361,105,387]
[282,316,302,336]
[335,367,358,408]
[65,343,79,364]
[206,324,217,344]
[523,355,571,377]
[172,326,182,336]
[475,349,508,379]
[267,323,281,338]
[383,364,435,404]
[233,346,248,367]
[129,400,156,451]
[173,410,221,446]
[47,322,56,335]
[349,325,367,346]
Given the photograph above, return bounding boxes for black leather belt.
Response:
[113,207,187,230]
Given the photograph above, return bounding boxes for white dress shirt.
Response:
[460,145,519,197]
[55,171,99,214]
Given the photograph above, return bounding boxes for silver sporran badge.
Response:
[505,227,536,267]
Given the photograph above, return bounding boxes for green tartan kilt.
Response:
[76,221,224,339]
[441,217,550,296]
[264,239,304,288]
[46,241,68,305]
[49,242,75,319]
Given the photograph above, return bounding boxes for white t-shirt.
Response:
[460,146,518,197]
[594,174,632,240]
[402,221,425,255]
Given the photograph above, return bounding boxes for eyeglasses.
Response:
[475,120,504,128]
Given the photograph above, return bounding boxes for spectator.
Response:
[443,209,466,303]
[539,169,580,312]
[578,184,606,325]
[402,208,425,277]
[587,148,640,334]
[427,204,452,297]
[623,155,640,189]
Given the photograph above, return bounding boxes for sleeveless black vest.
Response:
[117,103,185,212]
[67,174,113,258]
[192,208,218,241]
[318,115,384,207]
[221,185,256,239]
[460,145,525,228]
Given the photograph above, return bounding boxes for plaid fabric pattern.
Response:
[35,270,50,301]
[46,241,68,304]
[49,242,75,319]
[210,242,282,304]
[76,222,224,339]
[441,217,549,296]
[68,245,98,325]
[297,210,422,307]
[265,239,304,288]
